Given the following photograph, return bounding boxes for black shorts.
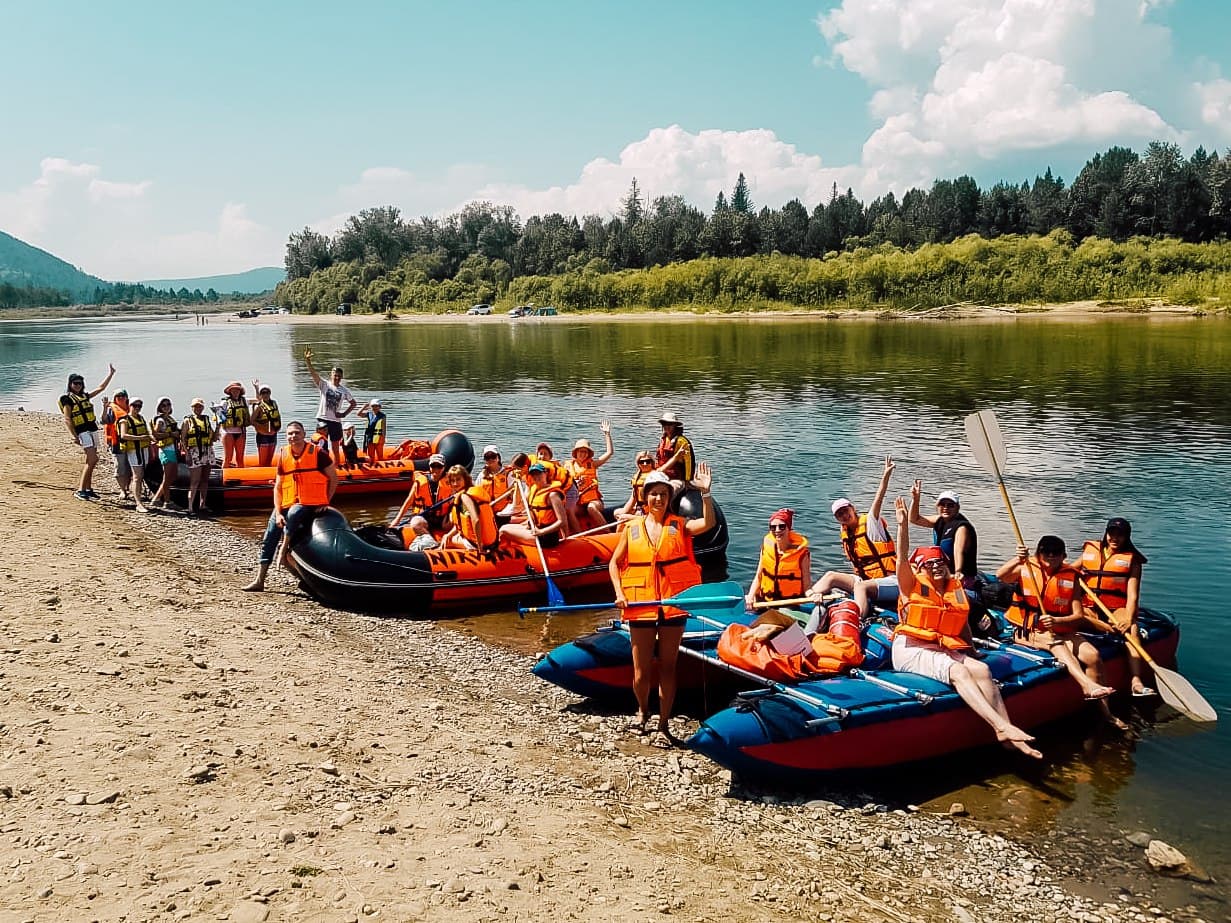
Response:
[317,419,343,441]
[628,613,688,629]
[255,433,279,447]
[538,531,561,549]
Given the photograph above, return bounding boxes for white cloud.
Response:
[1195,78,1231,142]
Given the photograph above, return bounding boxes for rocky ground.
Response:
[0,411,1220,922]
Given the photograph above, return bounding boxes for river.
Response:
[3,311,1229,908]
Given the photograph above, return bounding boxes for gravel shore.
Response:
[0,411,1213,922]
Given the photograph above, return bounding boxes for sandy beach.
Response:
[0,410,1209,922]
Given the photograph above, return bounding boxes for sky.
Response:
[1,0,1229,281]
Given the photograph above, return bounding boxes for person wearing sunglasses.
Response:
[746,508,811,609]
[892,497,1041,759]
[616,450,658,522]
[59,363,116,500]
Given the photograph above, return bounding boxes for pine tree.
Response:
[621,178,644,225]
[731,173,753,214]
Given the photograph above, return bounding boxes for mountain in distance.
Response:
[136,266,285,294]
[0,229,110,299]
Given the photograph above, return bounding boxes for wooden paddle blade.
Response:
[964,409,1009,478]
[1153,663,1219,722]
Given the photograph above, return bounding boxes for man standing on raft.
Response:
[892,497,1041,759]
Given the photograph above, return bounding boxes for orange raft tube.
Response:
[196,430,474,511]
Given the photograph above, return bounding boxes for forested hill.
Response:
[276,140,1231,315]
[0,230,108,299]
[137,266,284,294]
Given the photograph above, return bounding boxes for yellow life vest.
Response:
[60,392,97,432]
[154,413,179,449]
[184,414,214,451]
[119,413,150,451]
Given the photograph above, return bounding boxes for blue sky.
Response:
[1,0,1228,279]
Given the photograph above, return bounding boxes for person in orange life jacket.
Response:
[503,452,532,525]
[995,537,1119,713]
[115,398,154,512]
[478,445,516,517]
[391,453,454,531]
[891,497,1041,759]
[616,450,658,522]
[1080,517,1154,697]
[498,462,568,548]
[568,421,615,530]
[610,463,715,747]
[746,508,812,609]
[533,442,581,534]
[654,411,695,486]
[809,455,899,616]
[248,380,282,467]
[242,421,337,592]
[908,480,978,589]
[310,422,330,449]
[356,398,387,462]
[219,381,250,469]
[59,363,116,500]
[440,465,498,553]
[100,389,134,500]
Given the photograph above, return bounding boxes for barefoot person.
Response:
[219,381,250,468]
[1080,517,1154,697]
[59,364,115,500]
[568,421,615,530]
[892,498,1041,759]
[609,464,715,748]
[304,348,356,468]
[996,537,1118,718]
[809,455,898,615]
[242,421,337,592]
[498,462,567,548]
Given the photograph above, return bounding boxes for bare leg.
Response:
[1072,639,1128,728]
[654,623,687,738]
[814,571,856,597]
[628,627,655,730]
[331,439,344,468]
[234,433,246,468]
[1041,636,1113,699]
[132,466,148,511]
[853,578,875,616]
[949,659,1042,758]
[80,445,98,492]
[242,562,270,592]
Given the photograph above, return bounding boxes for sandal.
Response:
[1131,685,1157,698]
[629,714,649,735]
[649,730,674,750]
[1083,685,1115,701]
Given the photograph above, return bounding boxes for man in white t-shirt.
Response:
[304,348,356,467]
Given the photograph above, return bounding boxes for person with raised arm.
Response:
[808,455,898,616]
[249,380,282,467]
[908,479,978,588]
[892,497,1041,759]
[568,420,615,530]
[59,363,115,500]
[304,347,356,467]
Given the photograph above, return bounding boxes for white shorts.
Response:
[124,449,147,469]
[891,634,970,685]
[77,430,100,450]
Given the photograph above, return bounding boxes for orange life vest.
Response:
[755,531,810,600]
[896,570,971,650]
[568,458,602,505]
[717,624,863,683]
[407,472,454,516]
[841,513,897,579]
[1005,560,1079,633]
[104,403,129,449]
[620,513,701,620]
[276,443,331,509]
[1079,541,1138,611]
[479,466,513,513]
[532,456,573,493]
[528,482,564,531]
[451,485,498,551]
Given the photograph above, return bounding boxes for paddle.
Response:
[1078,578,1217,723]
[518,479,565,608]
[750,593,842,610]
[519,580,746,617]
[391,488,457,528]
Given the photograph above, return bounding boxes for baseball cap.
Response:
[428,453,446,466]
[936,490,960,505]
[528,462,547,474]
[1105,517,1131,534]
[369,397,382,406]
[482,444,501,457]
[830,498,854,515]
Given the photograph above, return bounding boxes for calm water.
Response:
[5,312,1230,900]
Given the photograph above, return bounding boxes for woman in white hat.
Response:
[567,421,614,530]
[655,411,695,485]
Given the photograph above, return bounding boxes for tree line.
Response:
[276,140,1231,314]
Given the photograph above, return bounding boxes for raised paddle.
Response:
[518,479,565,608]
[519,580,746,617]
[1078,578,1217,723]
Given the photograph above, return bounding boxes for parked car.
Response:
[508,305,532,317]
[467,304,493,315]
[531,306,559,316]
[234,309,258,319]
[278,307,291,315]
[336,303,353,316]
[261,305,278,315]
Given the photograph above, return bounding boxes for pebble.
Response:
[331,811,357,828]
[613,816,630,828]
[63,792,87,805]
[85,790,120,805]
[1145,840,1188,874]
[228,901,270,923]
[184,765,214,783]
[1125,831,1153,848]
[948,802,969,817]
[318,761,339,776]
[278,829,296,844]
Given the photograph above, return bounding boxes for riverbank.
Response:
[0,410,1214,922]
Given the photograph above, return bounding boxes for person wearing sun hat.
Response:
[567,421,615,530]
[180,397,218,516]
[218,380,251,469]
[746,508,812,609]
[1080,517,1154,697]
[908,479,978,588]
[355,397,387,462]
[390,452,455,535]
[654,411,695,485]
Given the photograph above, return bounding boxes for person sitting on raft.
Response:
[995,537,1119,718]
[59,363,115,501]
[610,465,715,747]
[891,497,1042,759]
[498,462,568,547]
[356,398,387,462]
[746,508,811,609]
[533,442,580,534]
[391,453,455,536]
[567,421,615,530]
[504,452,531,524]
[909,480,978,589]
[809,455,898,615]
[478,445,515,517]
[440,465,498,554]
[340,423,361,467]
[1080,517,1154,698]
[249,381,282,467]
[406,516,438,551]
[616,450,657,522]
[219,381,250,469]
[655,411,695,487]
